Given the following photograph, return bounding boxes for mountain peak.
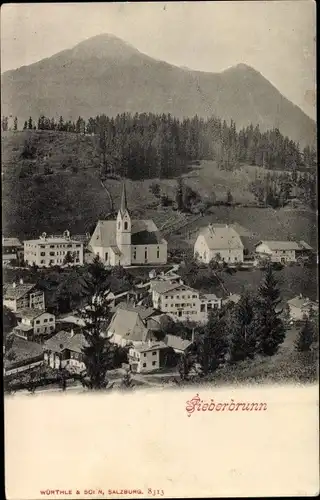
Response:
[71,33,140,60]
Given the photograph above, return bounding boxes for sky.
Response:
[1,1,316,119]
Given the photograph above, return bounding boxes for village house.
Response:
[164,334,193,355]
[24,230,84,267]
[150,280,221,322]
[3,280,45,312]
[128,341,175,373]
[107,304,158,347]
[13,309,56,341]
[287,295,318,321]
[2,237,24,264]
[89,182,167,266]
[4,336,44,377]
[194,224,244,264]
[43,329,87,372]
[255,240,313,263]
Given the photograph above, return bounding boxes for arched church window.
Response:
[124,221,128,230]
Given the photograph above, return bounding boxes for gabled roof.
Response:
[18,308,51,320]
[114,302,156,321]
[89,219,166,249]
[199,224,244,250]
[150,281,187,295]
[43,330,74,353]
[134,341,169,353]
[63,333,88,354]
[164,334,192,352]
[3,283,36,300]
[287,296,318,309]
[255,240,307,251]
[2,237,22,247]
[5,337,44,368]
[108,309,150,342]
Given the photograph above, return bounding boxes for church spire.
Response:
[119,181,128,217]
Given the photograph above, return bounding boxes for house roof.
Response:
[200,293,220,302]
[287,296,318,309]
[3,283,36,300]
[298,240,313,251]
[24,237,81,245]
[108,309,150,342]
[2,237,22,247]
[5,337,44,368]
[199,224,244,250]
[89,219,166,249]
[113,302,156,321]
[14,323,33,332]
[256,240,308,251]
[150,281,187,295]
[43,330,74,353]
[17,308,50,320]
[164,334,192,352]
[63,333,88,354]
[134,341,169,353]
[59,315,86,327]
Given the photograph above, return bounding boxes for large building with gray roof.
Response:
[89,182,167,266]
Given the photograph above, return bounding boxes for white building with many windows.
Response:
[24,230,84,267]
[89,182,167,266]
[150,280,222,323]
[194,224,244,264]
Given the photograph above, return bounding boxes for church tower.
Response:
[116,181,132,265]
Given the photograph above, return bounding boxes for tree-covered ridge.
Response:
[2,113,316,179]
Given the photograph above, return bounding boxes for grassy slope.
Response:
[2,131,317,250]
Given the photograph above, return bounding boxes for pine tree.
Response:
[79,257,115,390]
[256,265,285,356]
[176,177,184,210]
[295,316,315,352]
[13,116,18,131]
[23,120,28,130]
[228,293,258,362]
[195,309,228,374]
[28,116,33,129]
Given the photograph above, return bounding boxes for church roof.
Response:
[89,220,166,248]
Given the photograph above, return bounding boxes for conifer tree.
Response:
[256,264,285,356]
[295,316,315,352]
[79,256,115,390]
[195,309,228,374]
[228,293,258,362]
[28,116,33,129]
[13,116,18,131]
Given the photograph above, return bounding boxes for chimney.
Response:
[19,278,24,285]
[12,282,16,289]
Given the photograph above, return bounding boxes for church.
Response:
[89,183,168,266]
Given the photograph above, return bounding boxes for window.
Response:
[133,251,136,260]
[37,328,40,333]
[145,250,147,260]
[105,252,108,261]
[36,320,40,324]
[50,325,54,330]
[50,245,54,249]
[40,245,45,249]
[40,260,45,264]
[152,351,156,356]
[143,353,146,357]
[165,295,168,299]
[157,247,160,259]
[182,295,185,299]
[152,361,156,366]
[124,221,128,230]
[44,319,48,323]
[143,363,147,368]
[40,252,45,256]
[200,304,205,312]
[49,251,55,256]
[235,257,237,261]
[76,244,81,248]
